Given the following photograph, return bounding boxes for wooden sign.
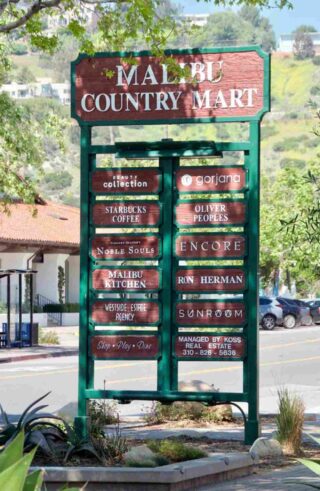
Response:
[72,48,268,125]
[176,167,246,192]
[176,301,246,326]
[92,335,159,359]
[92,169,160,194]
[93,201,161,226]
[91,301,160,325]
[175,335,245,360]
[92,268,160,291]
[91,235,160,259]
[176,268,246,292]
[175,201,246,226]
[175,234,246,259]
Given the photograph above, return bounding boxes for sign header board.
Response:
[71,47,269,126]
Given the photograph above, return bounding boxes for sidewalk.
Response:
[0,326,78,363]
[0,345,78,363]
[200,465,316,490]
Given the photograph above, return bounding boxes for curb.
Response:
[33,452,257,491]
[0,349,78,364]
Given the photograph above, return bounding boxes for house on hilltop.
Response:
[0,199,80,309]
[279,32,320,54]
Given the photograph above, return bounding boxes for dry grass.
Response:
[275,387,305,455]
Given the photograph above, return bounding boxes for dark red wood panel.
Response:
[175,234,246,258]
[74,51,265,123]
[92,169,160,194]
[93,268,160,291]
[91,235,160,259]
[176,268,245,292]
[92,335,159,359]
[91,301,160,325]
[175,335,245,359]
[176,201,246,226]
[176,302,246,326]
[176,167,246,192]
[93,202,160,226]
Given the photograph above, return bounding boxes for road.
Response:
[1,325,320,420]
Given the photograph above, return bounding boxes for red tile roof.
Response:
[0,201,80,249]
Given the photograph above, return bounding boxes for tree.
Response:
[260,154,320,295]
[293,25,317,34]
[0,0,292,206]
[16,66,36,83]
[186,7,276,52]
[293,31,315,60]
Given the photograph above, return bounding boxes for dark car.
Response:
[276,297,303,329]
[306,299,320,324]
[286,299,313,326]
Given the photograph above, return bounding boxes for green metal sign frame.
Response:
[72,46,270,446]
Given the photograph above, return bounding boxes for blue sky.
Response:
[174,0,320,38]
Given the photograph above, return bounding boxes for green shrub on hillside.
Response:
[10,43,28,55]
[273,136,302,152]
[261,124,277,140]
[287,112,299,119]
[312,55,320,65]
[310,86,320,96]
[43,170,73,190]
[279,158,306,169]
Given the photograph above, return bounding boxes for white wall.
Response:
[0,251,79,308]
[0,252,31,304]
[66,255,80,303]
[33,253,69,303]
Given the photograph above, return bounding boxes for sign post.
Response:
[71,46,270,444]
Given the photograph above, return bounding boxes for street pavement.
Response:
[0,325,320,420]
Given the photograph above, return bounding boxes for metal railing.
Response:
[34,294,62,325]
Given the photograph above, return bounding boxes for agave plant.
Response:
[0,392,103,464]
[0,392,66,459]
[62,421,102,463]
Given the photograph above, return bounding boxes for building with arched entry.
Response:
[0,198,80,323]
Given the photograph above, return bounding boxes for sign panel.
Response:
[72,48,268,125]
[176,268,246,292]
[176,301,246,326]
[175,234,246,258]
[91,235,160,259]
[176,167,246,193]
[91,300,160,325]
[175,335,245,360]
[92,335,159,359]
[93,268,160,291]
[92,201,161,226]
[176,201,246,226]
[92,169,161,194]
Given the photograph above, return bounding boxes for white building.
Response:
[181,13,209,27]
[0,82,70,105]
[279,32,320,54]
[0,199,80,310]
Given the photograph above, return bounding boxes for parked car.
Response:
[305,299,320,324]
[259,296,283,330]
[285,299,313,326]
[275,297,309,329]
